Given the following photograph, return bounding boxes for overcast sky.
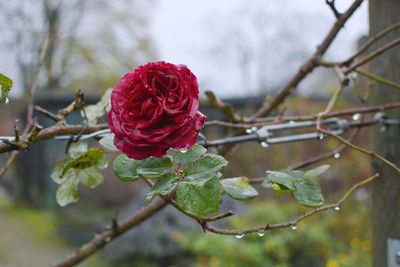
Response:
[150,0,368,97]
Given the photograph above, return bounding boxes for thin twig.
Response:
[342,21,400,66]
[201,173,379,235]
[252,0,364,119]
[355,68,400,91]
[345,36,400,75]
[319,128,400,175]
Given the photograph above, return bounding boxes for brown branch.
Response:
[342,21,400,66]
[319,128,400,175]
[251,0,365,119]
[205,102,400,129]
[344,36,400,75]
[0,124,108,154]
[52,198,167,267]
[290,129,359,170]
[205,91,242,123]
[0,36,49,179]
[325,0,342,18]
[201,173,379,235]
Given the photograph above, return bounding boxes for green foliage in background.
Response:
[176,199,371,267]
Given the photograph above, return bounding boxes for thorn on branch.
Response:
[325,0,342,18]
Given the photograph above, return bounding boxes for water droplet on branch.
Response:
[235,233,245,239]
[260,141,269,148]
[257,229,266,237]
[319,134,325,140]
[290,224,297,231]
[334,152,341,159]
[334,206,341,211]
[352,113,361,121]
[4,97,9,105]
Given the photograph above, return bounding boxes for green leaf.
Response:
[183,155,228,182]
[144,172,180,202]
[56,177,80,207]
[51,159,74,184]
[61,148,104,177]
[113,154,140,182]
[0,73,13,98]
[263,171,296,191]
[305,164,330,178]
[281,169,306,180]
[68,142,88,158]
[99,133,119,152]
[82,88,112,125]
[172,144,207,166]
[79,167,104,188]
[221,177,258,200]
[137,156,173,179]
[292,178,324,207]
[176,176,221,216]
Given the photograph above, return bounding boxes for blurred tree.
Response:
[0,0,157,94]
[369,0,400,266]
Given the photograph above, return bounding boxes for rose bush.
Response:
[108,61,206,160]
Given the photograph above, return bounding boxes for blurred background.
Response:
[0,0,373,266]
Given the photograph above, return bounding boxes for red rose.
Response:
[108,61,206,160]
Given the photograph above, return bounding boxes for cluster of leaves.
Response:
[113,144,258,216]
[50,139,328,215]
[262,165,329,207]
[51,143,107,206]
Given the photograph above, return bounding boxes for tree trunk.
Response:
[369,1,400,267]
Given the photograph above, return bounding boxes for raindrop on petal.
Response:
[180,148,188,153]
[334,152,341,159]
[235,233,245,239]
[352,113,361,121]
[257,229,265,237]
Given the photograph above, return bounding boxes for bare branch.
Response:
[52,199,167,267]
[251,0,365,119]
